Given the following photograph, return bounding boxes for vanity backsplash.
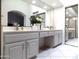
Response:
[2,27,32,32]
[2,26,51,32]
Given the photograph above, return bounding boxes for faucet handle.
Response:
[21,26,23,30]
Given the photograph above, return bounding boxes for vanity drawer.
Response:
[40,31,48,37]
[48,31,54,36]
[4,32,39,43]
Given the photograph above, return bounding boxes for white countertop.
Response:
[3,29,62,33]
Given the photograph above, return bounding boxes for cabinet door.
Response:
[40,32,48,37]
[27,39,39,58]
[58,31,62,44]
[53,32,59,46]
[54,31,62,47]
[5,42,25,59]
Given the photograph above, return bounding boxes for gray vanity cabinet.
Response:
[4,32,39,59]
[26,39,39,59]
[58,31,62,44]
[5,42,26,59]
[40,31,48,37]
[4,30,63,59]
[48,31,54,36]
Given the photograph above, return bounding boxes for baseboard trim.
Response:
[53,43,62,48]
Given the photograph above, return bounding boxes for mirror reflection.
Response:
[7,5,46,27]
[65,4,78,47]
[3,0,53,27]
[8,10,25,26]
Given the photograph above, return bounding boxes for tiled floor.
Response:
[36,45,78,59]
[66,38,78,47]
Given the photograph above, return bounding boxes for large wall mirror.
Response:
[7,9,46,27]
[65,4,78,47]
[8,10,25,26]
[7,10,46,27]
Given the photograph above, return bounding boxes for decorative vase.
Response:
[32,24,37,30]
[36,23,41,30]
[32,23,41,30]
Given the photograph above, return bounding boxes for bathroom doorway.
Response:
[65,4,78,47]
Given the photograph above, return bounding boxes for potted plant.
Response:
[30,15,43,30]
[30,15,43,25]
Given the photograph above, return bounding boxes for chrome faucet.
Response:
[13,22,19,30]
[50,26,53,30]
[21,26,23,30]
[16,25,19,30]
[46,26,53,30]
[15,26,24,30]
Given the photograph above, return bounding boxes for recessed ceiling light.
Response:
[44,6,47,9]
[69,14,71,17]
[73,18,76,20]
[73,17,77,20]
[66,18,69,21]
[32,0,36,4]
[52,3,56,7]
[66,12,69,14]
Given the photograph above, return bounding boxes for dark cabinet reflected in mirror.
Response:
[8,10,25,26]
[65,4,78,47]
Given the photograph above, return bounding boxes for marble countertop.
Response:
[3,29,62,34]
[3,30,52,33]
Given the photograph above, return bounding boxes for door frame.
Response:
[65,4,78,43]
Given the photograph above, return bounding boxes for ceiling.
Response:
[23,0,63,10]
[23,0,78,11]
[66,5,78,18]
[72,6,78,14]
[41,0,63,9]
[60,0,78,7]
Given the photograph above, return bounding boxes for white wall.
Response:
[60,0,78,7]
[54,7,65,30]
[45,7,65,44]
[1,0,32,26]
[45,10,54,27]
[78,3,79,56]
[45,7,65,30]
[31,5,46,14]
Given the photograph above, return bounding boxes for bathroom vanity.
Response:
[3,30,62,59]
